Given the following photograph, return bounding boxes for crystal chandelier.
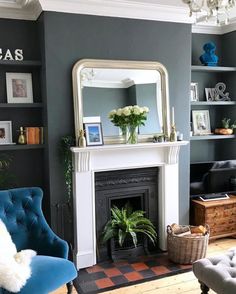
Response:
[182,0,236,25]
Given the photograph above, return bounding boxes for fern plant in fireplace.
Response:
[102,204,157,259]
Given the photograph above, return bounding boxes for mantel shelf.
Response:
[71,141,188,153]
[191,101,236,106]
[191,65,236,72]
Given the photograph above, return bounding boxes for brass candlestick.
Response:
[170,124,177,142]
[78,129,86,147]
[18,127,26,145]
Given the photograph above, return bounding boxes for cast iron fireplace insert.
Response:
[95,167,159,262]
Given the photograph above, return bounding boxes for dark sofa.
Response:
[190,160,236,195]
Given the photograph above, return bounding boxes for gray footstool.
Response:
[193,248,236,294]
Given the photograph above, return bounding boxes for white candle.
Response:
[171,107,175,125]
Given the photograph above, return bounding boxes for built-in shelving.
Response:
[191,101,236,106]
[0,144,45,151]
[190,135,235,141]
[191,65,236,72]
[0,103,43,108]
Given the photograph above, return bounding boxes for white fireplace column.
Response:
[71,141,188,270]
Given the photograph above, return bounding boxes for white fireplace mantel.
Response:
[71,141,188,269]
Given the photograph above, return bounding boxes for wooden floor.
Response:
[52,237,236,294]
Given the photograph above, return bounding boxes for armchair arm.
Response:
[30,222,69,259]
[37,234,69,259]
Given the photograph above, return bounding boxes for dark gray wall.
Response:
[222,31,236,66]
[40,12,192,229]
[0,18,40,59]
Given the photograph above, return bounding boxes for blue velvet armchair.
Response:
[0,187,77,294]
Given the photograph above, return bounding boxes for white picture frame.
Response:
[192,110,211,136]
[205,88,215,101]
[84,122,104,146]
[190,82,199,101]
[6,72,33,103]
[0,121,13,144]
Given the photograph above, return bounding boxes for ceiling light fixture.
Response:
[182,0,235,25]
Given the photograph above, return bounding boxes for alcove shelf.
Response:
[191,65,236,72]
[0,103,43,108]
[191,101,236,106]
[0,60,41,67]
[0,144,45,151]
[190,135,235,141]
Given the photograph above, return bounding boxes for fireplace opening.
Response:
[95,167,159,262]
[110,195,142,212]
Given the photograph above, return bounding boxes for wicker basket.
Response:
[167,225,209,264]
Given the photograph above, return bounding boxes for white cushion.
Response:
[0,220,36,292]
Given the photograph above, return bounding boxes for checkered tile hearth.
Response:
[74,252,192,294]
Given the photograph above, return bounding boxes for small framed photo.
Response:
[0,121,13,144]
[190,82,199,101]
[192,110,211,136]
[84,122,103,146]
[205,88,215,101]
[6,72,33,103]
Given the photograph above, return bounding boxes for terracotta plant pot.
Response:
[214,128,233,135]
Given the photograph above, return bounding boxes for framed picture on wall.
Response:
[0,121,13,144]
[192,110,211,136]
[6,72,33,103]
[84,122,104,146]
[190,82,199,101]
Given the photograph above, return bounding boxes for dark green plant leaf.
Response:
[118,229,127,247]
[102,204,157,247]
[59,135,75,202]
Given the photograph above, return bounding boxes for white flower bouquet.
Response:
[108,105,149,143]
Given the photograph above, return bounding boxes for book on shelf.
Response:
[25,127,44,144]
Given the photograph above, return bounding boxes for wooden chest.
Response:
[191,196,236,239]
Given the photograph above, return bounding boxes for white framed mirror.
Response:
[72,59,170,145]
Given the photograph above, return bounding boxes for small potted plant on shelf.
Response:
[215,118,236,135]
[102,204,157,260]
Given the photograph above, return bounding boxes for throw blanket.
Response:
[0,220,36,292]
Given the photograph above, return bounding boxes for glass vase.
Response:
[127,125,138,144]
[120,126,129,143]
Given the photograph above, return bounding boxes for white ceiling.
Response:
[0,0,236,34]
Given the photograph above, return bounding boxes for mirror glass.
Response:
[72,59,170,144]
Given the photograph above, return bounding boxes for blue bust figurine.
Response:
[199,42,218,66]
